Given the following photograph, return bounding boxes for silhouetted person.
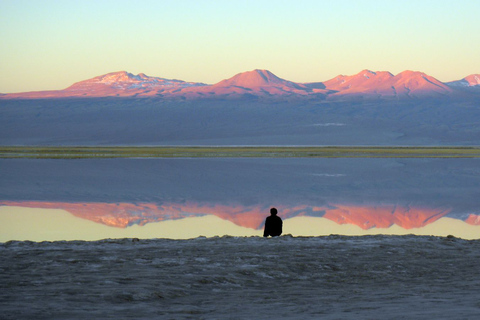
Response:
[263,207,282,237]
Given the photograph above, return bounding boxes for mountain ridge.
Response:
[2,69,479,100]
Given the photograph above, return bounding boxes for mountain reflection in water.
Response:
[0,200,461,230]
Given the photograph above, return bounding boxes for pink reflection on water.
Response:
[0,201,460,230]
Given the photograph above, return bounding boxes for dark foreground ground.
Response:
[1,235,480,319]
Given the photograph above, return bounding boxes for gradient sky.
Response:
[1,0,479,93]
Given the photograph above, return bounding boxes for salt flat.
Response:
[1,98,480,146]
[1,235,480,319]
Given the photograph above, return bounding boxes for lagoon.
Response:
[1,157,479,241]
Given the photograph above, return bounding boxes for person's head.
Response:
[270,207,278,216]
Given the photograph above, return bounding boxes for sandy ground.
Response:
[1,235,480,319]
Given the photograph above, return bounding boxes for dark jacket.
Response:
[263,215,282,237]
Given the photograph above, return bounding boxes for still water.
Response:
[1,157,479,240]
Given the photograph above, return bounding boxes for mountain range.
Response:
[2,69,479,100]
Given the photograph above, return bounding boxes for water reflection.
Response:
[0,158,479,239]
[0,200,461,230]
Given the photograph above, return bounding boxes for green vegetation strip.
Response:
[1,146,480,159]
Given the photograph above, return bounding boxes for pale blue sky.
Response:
[1,0,479,92]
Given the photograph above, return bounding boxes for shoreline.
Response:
[2,145,480,159]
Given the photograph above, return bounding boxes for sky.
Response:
[1,0,479,93]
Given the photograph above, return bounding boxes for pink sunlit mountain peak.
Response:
[323,70,395,91]
[213,69,290,88]
[446,74,480,87]
[322,69,452,98]
[464,74,480,86]
[187,69,315,97]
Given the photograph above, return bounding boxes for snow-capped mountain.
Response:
[446,74,480,87]
[67,71,206,91]
[1,71,207,99]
